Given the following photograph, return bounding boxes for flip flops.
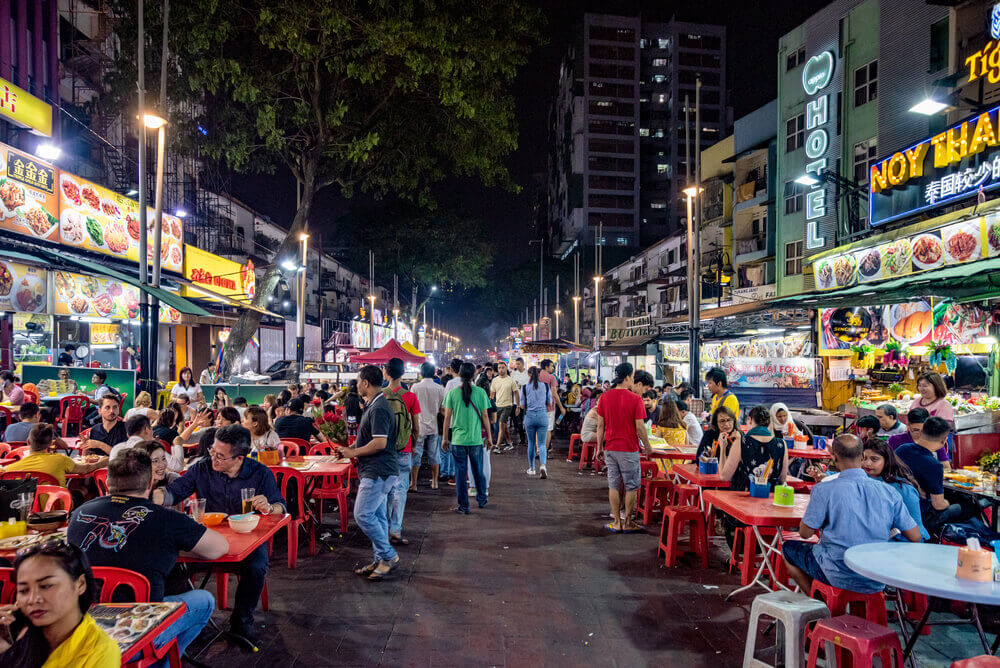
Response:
[605,522,623,533]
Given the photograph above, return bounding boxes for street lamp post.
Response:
[145,113,167,390]
[554,308,561,340]
[572,295,580,344]
[393,308,399,341]
[593,275,602,353]
[296,233,309,376]
[684,187,702,396]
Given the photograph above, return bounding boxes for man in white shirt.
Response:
[109,414,155,460]
[677,400,704,447]
[411,363,446,490]
[509,358,530,447]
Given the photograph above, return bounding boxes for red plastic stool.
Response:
[952,657,1000,667]
[806,615,903,668]
[727,526,776,586]
[567,434,582,461]
[638,477,673,527]
[578,442,597,471]
[657,506,708,568]
[671,483,699,506]
[810,581,888,626]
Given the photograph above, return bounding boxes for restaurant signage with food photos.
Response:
[813,214,997,290]
[0,260,46,313]
[0,145,59,243]
[52,269,181,324]
[58,173,184,272]
[819,302,988,353]
[720,358,816,390]
[869,105,1000,225]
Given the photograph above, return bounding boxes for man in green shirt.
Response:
[442,362,494,514]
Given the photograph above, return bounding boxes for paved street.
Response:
[198,437,982,667]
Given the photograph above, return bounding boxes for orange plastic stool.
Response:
[638,477,673,527]
[952,657,1000,667]
[658,506,708,568]
[806,615,903,668]
[810,581,888,626]
[578,442,597,471]
[671,483,699,506]
[567,434,582,461]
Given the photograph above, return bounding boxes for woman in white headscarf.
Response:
[769,402,799,439]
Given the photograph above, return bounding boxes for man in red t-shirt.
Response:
[539,359,565,452]
[384,358,420,545]
[596,362,653,532]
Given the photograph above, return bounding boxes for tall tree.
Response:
[107,0,542,375]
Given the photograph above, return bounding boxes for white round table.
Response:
[846,542,1000,658]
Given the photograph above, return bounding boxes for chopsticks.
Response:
[759,459,774,484]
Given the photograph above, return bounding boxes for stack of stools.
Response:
[743,591,830,668]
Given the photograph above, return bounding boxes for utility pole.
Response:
[693,77,703,399]
[136,0,148,392]
[369,250,375,352]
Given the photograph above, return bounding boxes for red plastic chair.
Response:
[271,466,314,568]
[308,448,352,534]
[92,566,151,603]
[21,389,39,405]
[0,407,12,432]
[578,441,598,471]
[0,567,14,604]
[0,443,10,457]
[7,445,30,461]
[92,468,109,496]
[1,470,60,485]
[638,475,673,527]
[280,438,309,457]
[309,443,335,456]
[32,485,72,512]
[567,433,582,461]
[54,396,90,437]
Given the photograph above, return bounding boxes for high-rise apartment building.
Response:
[548,13,728,257]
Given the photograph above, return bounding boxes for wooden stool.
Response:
[744,591,830,668]
[658,506,708,568]
[810,581,888,626]
[806,615,903,668]
[567,434,582,461]
[638,477,673,527]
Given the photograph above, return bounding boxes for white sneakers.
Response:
[526,468,536,476]
[540,466,548,479]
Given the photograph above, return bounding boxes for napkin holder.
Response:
[698,458,718,475]
[957,546,993,582]
[258,450,280,466]
[749,480,770,499]
[773,484,795,507]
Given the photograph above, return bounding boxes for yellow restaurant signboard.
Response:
[53,269,181,324]
[0,77,52,137]
[182,245,255,302]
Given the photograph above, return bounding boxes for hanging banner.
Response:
[0,260,46,313]
[721,357,815,389]
[52,269,181,323]
[0,146,59,243]
[819,301,988,353]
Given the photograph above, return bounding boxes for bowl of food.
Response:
[227,513,260,534]
[27,511,68,533]
[202,512,226,527]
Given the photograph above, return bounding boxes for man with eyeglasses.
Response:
[155,424,285,649]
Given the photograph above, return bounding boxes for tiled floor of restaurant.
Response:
[198,436,991,666]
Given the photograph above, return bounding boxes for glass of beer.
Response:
[241,488,256,514]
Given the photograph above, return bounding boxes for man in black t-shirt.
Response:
[273,397,329,443]
[68,449,229,659]
[334,365,399,581]
[80,395,127,455]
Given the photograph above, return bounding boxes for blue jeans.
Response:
[451,445,488,511]
[439,436,455,477]
[354,475,398,562]
[387,453,410,535]
[524,409,548,469]
[231,543,268,629]
[155,589,215,662]
[781,540,831,586]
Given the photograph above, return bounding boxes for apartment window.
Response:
[853,138,878,184]
[784,180,804,215]
[616,237,628,246]
[656,164,669,175]
[652,74,666,83]
[786,47,806,72]
[930,18,949,72]
[785,240,804,276]
[854,60,878,107]
[639,127,650,137]
[650,200,666,209]
[589,26,635,43]
[786,114,805,152]
[668,248,676,264]
[652,58,667,67]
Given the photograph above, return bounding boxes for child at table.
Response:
[782,434,921,594]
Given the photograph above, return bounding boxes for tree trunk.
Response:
[220,164,318,379]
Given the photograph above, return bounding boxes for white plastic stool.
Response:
[744,591,830,668]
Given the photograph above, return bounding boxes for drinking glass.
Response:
[241,488,256,514]
[17,493,33,522]
[187,498,206,523]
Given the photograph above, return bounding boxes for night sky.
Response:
[226,1,832,341]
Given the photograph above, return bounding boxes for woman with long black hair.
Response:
[520,365,553,477]
[442,363,494,514]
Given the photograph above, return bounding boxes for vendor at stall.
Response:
[909,372,954,423]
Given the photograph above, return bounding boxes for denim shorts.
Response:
[412,433,441,466]
[605,450,641,491]
[781,540,830,585]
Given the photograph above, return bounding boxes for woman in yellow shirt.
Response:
[0,540,119,667]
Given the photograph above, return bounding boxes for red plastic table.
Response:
[179,513,290,564]
[702,489,810,600]
[648,446,697,461]
[787,447,832,460]
[673,463,730,488]
[89,601,186,665]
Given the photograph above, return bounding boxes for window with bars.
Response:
[786,114,805,152]
[784,181,804,215]
[854,60,877,107]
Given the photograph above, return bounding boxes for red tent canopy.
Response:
[349,339,426,364]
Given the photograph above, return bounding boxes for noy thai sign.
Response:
[869,105,1000,225]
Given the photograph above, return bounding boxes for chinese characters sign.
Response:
[869,105,1000,225]
[0,77,52,137]
[0,146,59,242]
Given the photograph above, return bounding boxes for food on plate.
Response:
[125,293,139,318]
[81,185,100,211]
[126,213,140,241]
[0,179,25,215]
[945,229,979,262]
[166,306,180,321]
[86,215,103,247]
[60,176,82,206]
[912,234,943,267]
[14,275,44,312]
[104,222,129,254]
[880,239,911,276]
[833,255,856,285]
[891,303,933,343]
[161,243,169,261]
[107,282,123,297]
[942,304,989,344]
[60,209,86,244]
[93,293,113,316]
[990,218,1000,253]
[816,260,834,288]
[169,245,182,266]
[69,295,89,313]
[101,199,122,219]
[18,205,57,238]
[54,272,73,299]
[108,627,132,641]
[858,249,881,277]
[0,263,12,296]
[170,219,181,238]
[78,275,101,298]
